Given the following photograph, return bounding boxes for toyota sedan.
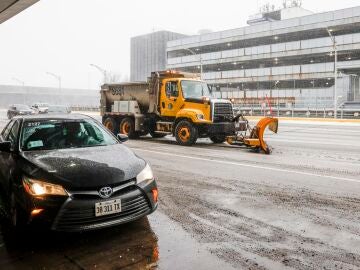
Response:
[0,114,158,231]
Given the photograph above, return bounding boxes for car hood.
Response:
[20,144,146,189]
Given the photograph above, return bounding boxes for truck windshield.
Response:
[181,80,211,99]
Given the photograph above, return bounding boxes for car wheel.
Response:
[103,117,118,134]
[120,118,139,139]
[209,135,226,144]
[9,193,27,230]
[175,120,198,146]
[7,112,12,119]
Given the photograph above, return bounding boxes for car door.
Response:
[161,80,183,117]
[0,119,21,195]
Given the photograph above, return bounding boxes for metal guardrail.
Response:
[69,105,359,119]
[233,105,360,119]
[70,106,100,112]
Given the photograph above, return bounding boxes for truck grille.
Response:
[213,102,233,122]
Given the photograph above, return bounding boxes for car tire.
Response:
[209,135,226,144]
[7,112,12,119]
[103,117,118,135]
[9,192,27,230]
[175,120,198,146]
[120,118,139,139]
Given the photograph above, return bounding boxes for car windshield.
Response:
[181,80,211,99]
[21,119,118,151]
[14,104,30,110]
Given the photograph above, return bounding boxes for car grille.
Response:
[52,188,151,231]
[213,102,233,122]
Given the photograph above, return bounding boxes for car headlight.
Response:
[196,114,205,120]
[22,176,67,196]
[136,164,154,184]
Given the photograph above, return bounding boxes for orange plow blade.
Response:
[226,116,278,154]
[248,117,278,154]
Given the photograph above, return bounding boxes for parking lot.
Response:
[0,110,360,269]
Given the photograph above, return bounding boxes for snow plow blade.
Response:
[247,117,278,154]
[226,116,278,154]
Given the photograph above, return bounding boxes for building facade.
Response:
[130,31,187,82]
[166,5,360,109]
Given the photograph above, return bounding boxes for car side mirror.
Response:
[0,141,12,152]
[117,134,129,143]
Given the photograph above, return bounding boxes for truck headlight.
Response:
[136,164,154,184]
[196,114,205,120]
[22,177,67,196]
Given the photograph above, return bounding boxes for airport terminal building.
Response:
[165,4,360,109]
[130,31,187,82]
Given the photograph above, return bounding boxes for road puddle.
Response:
[0,205,234,269]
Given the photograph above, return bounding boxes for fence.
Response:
[233,105,360,119]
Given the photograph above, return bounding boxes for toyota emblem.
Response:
[98,187,113,198]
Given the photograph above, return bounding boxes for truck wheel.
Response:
[210,136,226,144]
[103,117,117,134]
[120,118,139,139]
[175,120,198,146]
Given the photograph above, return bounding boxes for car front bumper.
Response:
[21,179,158,232]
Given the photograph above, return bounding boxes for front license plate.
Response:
[95,199,121,217]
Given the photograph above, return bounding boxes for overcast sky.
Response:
[0,0,359,90]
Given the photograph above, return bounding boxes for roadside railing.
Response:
[70,105,100,112]
[233,105,360,119]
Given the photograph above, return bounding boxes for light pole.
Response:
[184,48,203,79]
[13,77,26,104]
[90,64,108,84]
[46,72,62,91]
[327,28,338,118]
[275,80,280,116]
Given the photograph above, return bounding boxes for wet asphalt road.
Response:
[0,110,360,269]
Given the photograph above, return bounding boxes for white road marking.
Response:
[266,138,360,147]
[133,148,360,184]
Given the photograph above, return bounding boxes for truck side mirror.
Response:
[0,141,12,153]
[117,134,129,143]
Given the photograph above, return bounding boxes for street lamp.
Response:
[90,64,108,84]
[326,28,338,118]
[184,48,203,79]
[46,72,62,91]
[12,77,26,104]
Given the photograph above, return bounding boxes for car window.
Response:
[1,120,14,141]
[7,120,20,150]
[21,119,118,151]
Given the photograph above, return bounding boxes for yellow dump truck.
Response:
[100,70,278,153]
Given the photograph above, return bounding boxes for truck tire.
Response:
[210,135,226,144]
[120,117,139,139]
[103,117,117,134]
[175,120,198,146]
